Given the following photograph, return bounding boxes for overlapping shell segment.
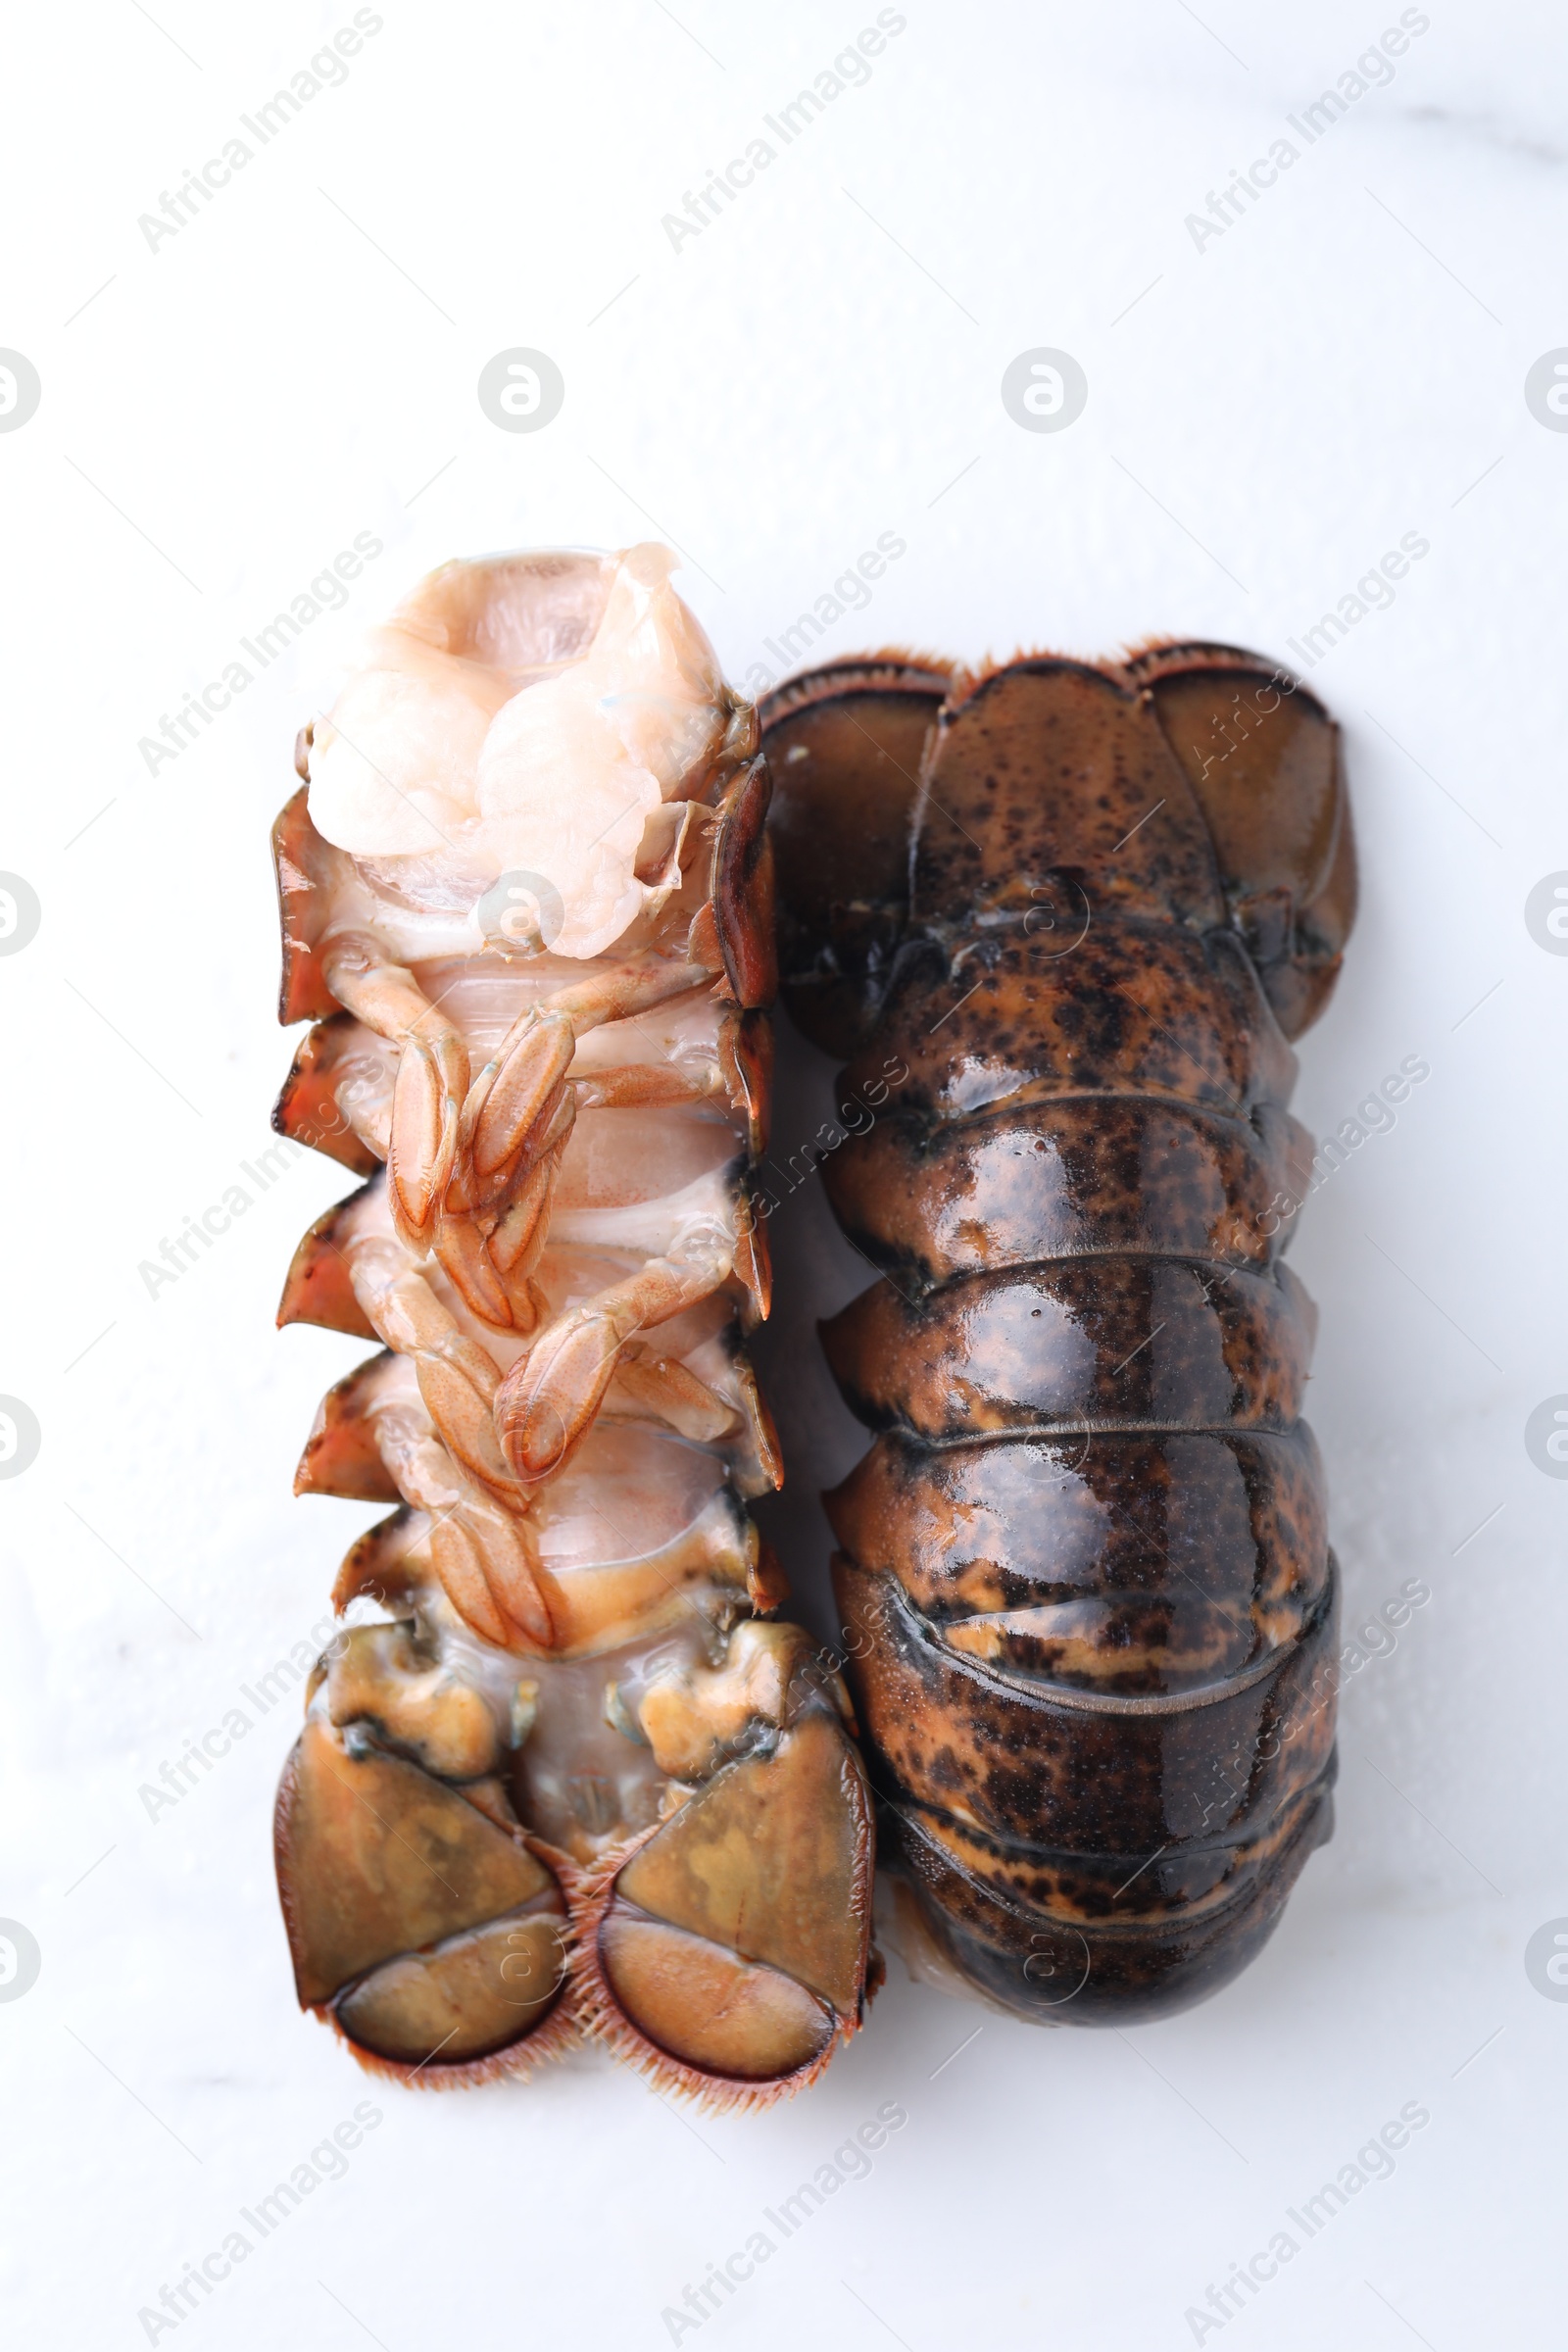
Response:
[270,546,873,2101]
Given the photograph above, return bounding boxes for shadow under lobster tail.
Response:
[275,1635,575,2084]
[760,637,1356,2027]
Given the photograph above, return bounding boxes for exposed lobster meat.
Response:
[760,643,1355,2023]
[270,545,872,2102]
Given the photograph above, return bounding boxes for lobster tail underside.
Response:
[269,546,874,2103]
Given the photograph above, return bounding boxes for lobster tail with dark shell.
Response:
[761,642,1355,2023]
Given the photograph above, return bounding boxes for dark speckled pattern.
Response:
[825,1098,1317,1279]
[823,1254,1314,1438]
[760,644,1354,2024]
[842,922,1298,1124]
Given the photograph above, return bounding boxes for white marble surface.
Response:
[4,3,1565,2345]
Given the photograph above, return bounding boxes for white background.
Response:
[2,3,1564,2346]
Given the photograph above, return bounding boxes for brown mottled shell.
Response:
[762,640,1353,2025]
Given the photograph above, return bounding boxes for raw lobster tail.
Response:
[270,546,872,2101]
[761,643,1355,2023]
